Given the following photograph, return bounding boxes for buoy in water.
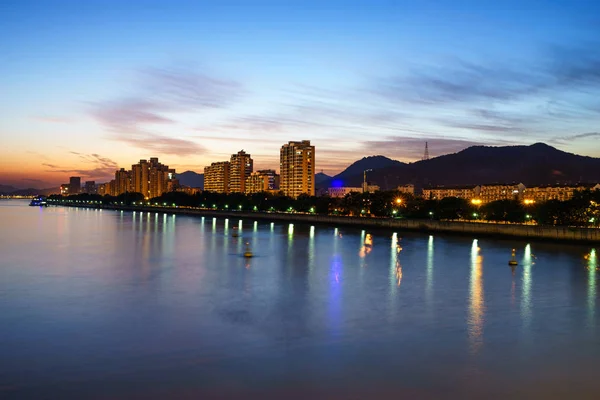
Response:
[508,248,518,266]
[243,243,253,258]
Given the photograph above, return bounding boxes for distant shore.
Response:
[49,203,600,244]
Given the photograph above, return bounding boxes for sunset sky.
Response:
[1,0,600,188]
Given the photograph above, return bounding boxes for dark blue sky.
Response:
[1,0,599,186]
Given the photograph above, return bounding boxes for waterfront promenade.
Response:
[51,202,600,243]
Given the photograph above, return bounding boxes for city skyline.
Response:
[2,1,600,188]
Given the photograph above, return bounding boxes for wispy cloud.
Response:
[550,131,600,144]
[42,152,119,181]
[90,66,243,156]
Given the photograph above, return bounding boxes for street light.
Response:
[395,198,402,205]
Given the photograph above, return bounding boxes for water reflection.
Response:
[390,233,399,291]
[521,244,532,334]
[468,239,485,354]
[426,235,434,302]
[587,249,597,329]
[359,233,372,260]
[329,228,342,334]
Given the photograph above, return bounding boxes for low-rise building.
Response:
[83,181,97,194]
[477,183,525,203]
[245,170,279,194]
[422,185,480,201]
[397,184,415,195]
[523,184,600,203]
[328,187,362,198]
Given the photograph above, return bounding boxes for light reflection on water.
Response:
[468,239,485,355]
[0,201,599,399]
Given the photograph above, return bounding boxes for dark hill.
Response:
[177,171,204,189]
[337,143,600,189]
[333,156,405,183]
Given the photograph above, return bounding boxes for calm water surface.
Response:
[1,200,599,399]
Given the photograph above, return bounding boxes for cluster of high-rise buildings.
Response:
[99,158,176,198]
[204,140,315,198]
[62,158,177,199]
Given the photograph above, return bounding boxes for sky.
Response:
[1,0,600,188]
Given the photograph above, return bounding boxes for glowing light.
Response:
[288,223,294,235]
[471,199,482,205]
[469,239,484,354]
[523,199,535,205]
[395,198,402,204]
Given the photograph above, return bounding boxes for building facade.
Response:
[280,140,315,198]
[229,150,253,193]
[69,177,81,195]
[327,187,362,198]
[83,181,97,194]
[478,183,525,203]
[115,168,131,195]
[204,161,230,193]
[397,184,415,195]
[523,184,599,203]
[422,185,480,201]
[131,159,150,198]
[245,169,279,194]
[130,158,174,199]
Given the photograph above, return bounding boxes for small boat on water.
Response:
[29,196,47,207]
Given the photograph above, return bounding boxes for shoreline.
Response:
[49,203,600,244]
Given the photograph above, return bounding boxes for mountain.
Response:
[0,184,18,194]
[315,172,332,190]
[336,143,600,189]
[333,156,405,183]
[177,171,204,189]
[0,187,59,196]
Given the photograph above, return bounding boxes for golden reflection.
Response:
[587,249,597,328]
[359,233,373,258]
[468,239,485,354]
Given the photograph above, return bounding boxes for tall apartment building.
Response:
[132,159,150,198]
[204,161,230,193]
[131,158,174,198]
[115,168,131,195]
[229,150,253,193]
[280,140,315,198]
[83,181,97,194]
[245,169,279,194]
[69,177,81,195]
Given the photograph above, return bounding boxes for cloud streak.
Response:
[90,66,242,156]
[42,152,119,181]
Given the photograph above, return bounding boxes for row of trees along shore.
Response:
[48,189,600,228]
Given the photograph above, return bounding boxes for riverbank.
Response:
[50,203,600,244]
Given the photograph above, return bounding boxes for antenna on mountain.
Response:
[423,142,430,161]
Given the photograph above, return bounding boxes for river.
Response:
[0,200,598,399]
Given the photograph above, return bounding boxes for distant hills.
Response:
[177,171,204,189]
[4,143,599,195]
[329,143,600,190]
[0,186,59,196]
